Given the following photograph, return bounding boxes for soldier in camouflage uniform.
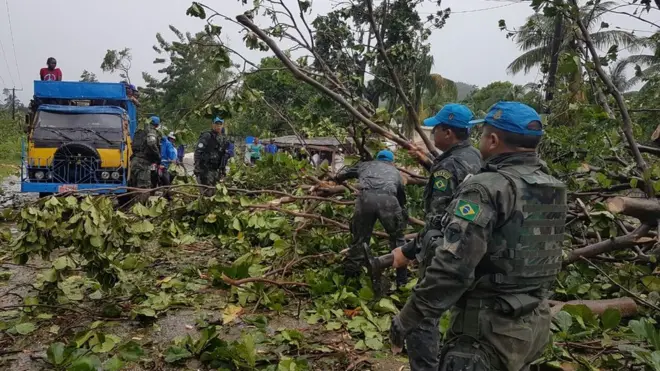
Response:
[390,102,567,371]
[130,116,161,191]
[392,104,482,371]
[194,117,228,196]
[335,150,408,286]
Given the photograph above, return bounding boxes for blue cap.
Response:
[470,102,543,136]
[423,103,475,129]
[150,116,160,125]
[213,117,224,124]
[376,150,394,162]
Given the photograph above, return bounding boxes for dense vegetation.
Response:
[3,0,660,370]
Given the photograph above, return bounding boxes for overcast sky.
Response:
[0,0,657,103]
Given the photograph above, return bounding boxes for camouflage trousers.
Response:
[196,169,221,197]
[129,157,154,204]
[346,192,406,285]
[437,300,552,371]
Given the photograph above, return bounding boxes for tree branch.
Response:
[569,0,651,196]
[236,14,432,169]
[221,273,309,287]
[564,224,653,264]
[364,0,438,158]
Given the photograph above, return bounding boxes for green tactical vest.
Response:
[478,164,567,294]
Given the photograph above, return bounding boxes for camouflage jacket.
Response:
[396,152,567,333]
[194,130,227,172]
[402,140,482,260]
[336,160,406,208]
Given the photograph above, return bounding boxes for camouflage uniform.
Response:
[194,130,227,196]
[336,160,408,285]
[130,125,160,189]
[395,152,567,370]
[401,140,482,371]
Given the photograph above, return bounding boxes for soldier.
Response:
[392,104,482,371]
[335,149,408,287]
[194,117,228,195]
[130,116,161,194]
[389,102,567,371]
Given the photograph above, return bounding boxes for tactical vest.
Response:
[198,131,225,168]
[477,164,567,294]
[131,129,146,156]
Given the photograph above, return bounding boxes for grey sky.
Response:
[1,0,657,103]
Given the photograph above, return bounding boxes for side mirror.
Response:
[23,114,30,134]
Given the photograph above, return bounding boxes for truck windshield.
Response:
[32,111,123,148]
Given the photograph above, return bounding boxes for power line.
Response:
[0,23,15,87]
[5,0,22,89]
[420,2,520,15]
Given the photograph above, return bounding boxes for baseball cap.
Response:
[469,102,543,136]
[213,117,224,124]
[423,103,475,129]
[167,132,176,140]
[150,116,161,125]
[376,149,394,162]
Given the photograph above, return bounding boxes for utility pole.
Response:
[11,87,23,120]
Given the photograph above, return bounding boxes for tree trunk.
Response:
[549,297,638,317]
[545,11,564,110]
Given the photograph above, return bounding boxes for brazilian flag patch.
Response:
[434,178,448,191]
[455,199,480,222]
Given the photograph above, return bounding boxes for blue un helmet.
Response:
[423,103,476,130]
[469,102,543,136]
[376,149,394,162]
[150,116,161,126]
[213,117,224,124]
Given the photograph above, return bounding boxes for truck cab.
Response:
[22,81,138,195]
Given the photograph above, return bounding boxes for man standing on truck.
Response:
[130,116,162,196]
[194,117,228,195]
[40,57,62,81]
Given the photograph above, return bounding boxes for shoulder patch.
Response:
[455,199,481,222]
[434,178,448,191]
[433,169,452,179]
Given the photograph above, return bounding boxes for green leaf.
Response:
[89,235,103,248]
[642,276,660,291]
[122,256,139,270]
[53,256,74,270]
[601,308,621,330]
[186,2,207,19]
[365,336,383,350]
[103,356,124,371]
[164,346,192,363]
[118,341,145,361]
[15,322,36,335]
[554,311,573,333]
[67,355,102,371]
[375,298,398,314]
[46,342,66,365]
[131,220,154,234]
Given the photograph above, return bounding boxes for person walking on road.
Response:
[335,149,408,287]
[389,102,567,371]
[390,103,483,371]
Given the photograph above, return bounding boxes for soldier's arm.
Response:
[194,133,210,173]
[146,133,160,160]
[425,165,460,229]
[396,182,498,333]
[335,163,360,183]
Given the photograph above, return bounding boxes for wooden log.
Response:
[652,124,660,144]
[549,297,638,317]
[564,224,653,264]
[606,196,660,222]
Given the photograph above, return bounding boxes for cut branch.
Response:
[564,224,653,264]
[548,297,638,317]
[235,14,432,169]
[606,197,660,222]
[221,273,309,288]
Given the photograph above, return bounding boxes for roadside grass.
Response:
[0,116,23,180]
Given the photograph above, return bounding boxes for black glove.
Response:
[389,315,406,353]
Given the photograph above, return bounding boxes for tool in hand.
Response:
[362,243,394,298]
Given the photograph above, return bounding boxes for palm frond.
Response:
[507,47,550,75]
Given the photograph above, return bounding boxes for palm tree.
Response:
[617,35,660,90]
[507,1,641,75]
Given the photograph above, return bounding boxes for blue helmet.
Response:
[376,149,394,162]
[150,116,161,126]
[213,117,224,124]
[470,101,543,137]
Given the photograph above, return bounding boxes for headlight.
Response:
[111,172,120,180]
[101,172,110,180]
[34,171,44,180]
